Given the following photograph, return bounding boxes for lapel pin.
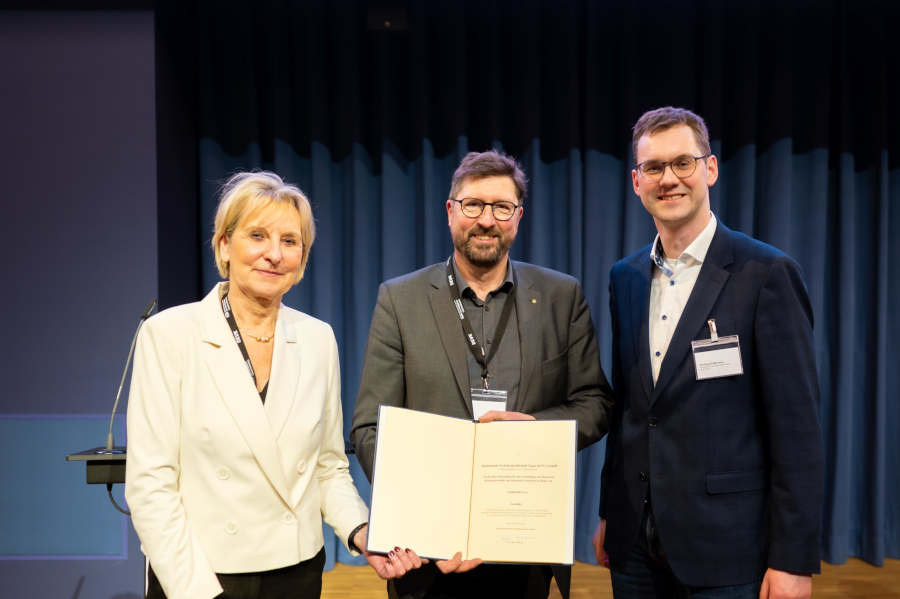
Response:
[531,298,537,304]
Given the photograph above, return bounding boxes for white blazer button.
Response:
[281,512,296,524]
[225,521,238,535]
[296,462,307,474]
[216,467,231,480]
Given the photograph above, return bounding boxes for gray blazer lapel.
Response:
[651,227,734,403]
[198,290,292,505]
[514,265,541,412]
[427,268,472,417]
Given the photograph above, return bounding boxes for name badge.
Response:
[470,388,508,420]
[691,319,743,380]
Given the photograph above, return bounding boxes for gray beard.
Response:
[462,238,504,267]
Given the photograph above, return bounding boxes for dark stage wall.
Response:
[0,10,155,599]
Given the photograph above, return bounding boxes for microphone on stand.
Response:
[66,298,158,515]
[99,298,157,453]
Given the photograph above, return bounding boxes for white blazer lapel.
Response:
[264,308,300,441]
[198,287,292,506]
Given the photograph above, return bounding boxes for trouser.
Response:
[610,506,761,599]
[388,562,555,599]
[146,547,326,599]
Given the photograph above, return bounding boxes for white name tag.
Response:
[470,388,508,420]
[691,335,743,379]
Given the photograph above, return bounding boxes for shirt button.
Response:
[661,315,667,320]
[655,351,661,357]
[225,520,238,535]
[281,512,296,525]
[669,280,675,286]
[648,417,659,427]
[216,467,230,480]
[484,305,491,312]
[639,472,649,482]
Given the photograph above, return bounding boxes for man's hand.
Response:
[355,525,426,580]
[759,568,812,599]
[478,410,536,422]
[435,551,483,574]
[592,519,609,568]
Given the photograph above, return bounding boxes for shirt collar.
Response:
[452,257,515,298]
[650,212,718,276]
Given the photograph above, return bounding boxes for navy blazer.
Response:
[600,222,824,587]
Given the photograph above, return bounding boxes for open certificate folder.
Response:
[366,406,576,564]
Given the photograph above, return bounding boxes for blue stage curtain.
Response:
[162,0,900,567]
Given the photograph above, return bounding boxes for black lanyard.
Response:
[220,293,267,403]
[446,257,516,389]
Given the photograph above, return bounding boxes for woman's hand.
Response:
[354,525,426,579]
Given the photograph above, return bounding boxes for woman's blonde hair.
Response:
[211,171,316,284]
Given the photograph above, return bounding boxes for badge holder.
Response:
[691,319,744,380]
[470,387,508,420]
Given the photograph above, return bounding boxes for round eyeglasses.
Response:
[636,154,710,180]
[451,198,521,221]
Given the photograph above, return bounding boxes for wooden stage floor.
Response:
[323,558,900,598]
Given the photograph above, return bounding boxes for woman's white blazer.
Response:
[125,284,369,599]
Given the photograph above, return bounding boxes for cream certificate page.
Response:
[366,406,576,564]
[467,419,576,564]
[366,407,475,559]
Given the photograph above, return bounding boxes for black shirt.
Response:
[451,259,521,405]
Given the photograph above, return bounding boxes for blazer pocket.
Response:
[541,351,567,374]
[705,469,767,494]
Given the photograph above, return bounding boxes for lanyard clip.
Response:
[707,319,718,342]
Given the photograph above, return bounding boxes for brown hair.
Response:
[448,150,528,205]
[632,106,711,162]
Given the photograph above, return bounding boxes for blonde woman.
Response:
[126,172,420,599]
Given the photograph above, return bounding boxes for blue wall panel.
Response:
[0,416,127,558]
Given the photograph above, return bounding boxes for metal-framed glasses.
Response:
[451,197,521,221]
[636,154,710,181]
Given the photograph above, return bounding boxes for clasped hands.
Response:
[359,409,534,579]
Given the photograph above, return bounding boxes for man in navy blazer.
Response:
[593,107,823,599]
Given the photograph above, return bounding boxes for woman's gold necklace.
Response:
[243,330,274,343]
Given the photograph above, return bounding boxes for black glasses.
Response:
[636,154,710,180]
[451,198,521,221]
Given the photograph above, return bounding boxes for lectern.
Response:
[66,447,126,484]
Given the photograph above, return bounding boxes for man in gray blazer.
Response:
[351,149,614,599]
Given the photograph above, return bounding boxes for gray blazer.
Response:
[351,261,613,598]
[351,259,613,483]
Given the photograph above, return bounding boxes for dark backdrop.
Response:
[156,0,900,568]
[153,0,900,569]
[2,3,894,598]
